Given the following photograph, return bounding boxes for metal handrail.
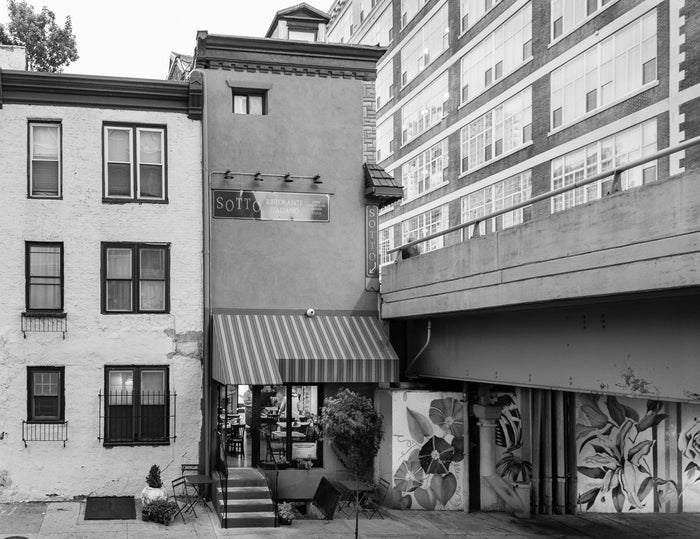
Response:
[388,136,700,254]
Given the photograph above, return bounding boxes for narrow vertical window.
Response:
[28,367,64,421]
[29,122,61,198]
[26,242,63,311]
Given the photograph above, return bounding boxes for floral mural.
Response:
[495,394,532,484]
[391,393,464,510]
[575,395,700,513]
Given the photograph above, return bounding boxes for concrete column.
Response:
[473,404,501,511]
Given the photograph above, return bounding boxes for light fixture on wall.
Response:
[313,174,323,184]
[283,173,293,182]
[254,171,263,181]
[224,169,235,179]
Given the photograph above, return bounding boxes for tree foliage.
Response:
[320,388,383,481]
[0,0,78,72]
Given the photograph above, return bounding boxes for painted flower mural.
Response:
[679,417,700,481]
[576,395,679,512]
[494,394,532,484]
[392,396,464,510]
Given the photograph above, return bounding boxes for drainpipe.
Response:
[405,319,431,379]
[200,69,211,478]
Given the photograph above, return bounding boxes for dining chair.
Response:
[364,477,390,520]
[172,476,196,523]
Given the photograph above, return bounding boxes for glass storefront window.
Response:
[256,385,323,469]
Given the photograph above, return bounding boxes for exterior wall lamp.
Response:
[217,170,325,184]
[254,172,263,181]
[283,173,293,182]
[224,169,235,179]
[313,174,322,184]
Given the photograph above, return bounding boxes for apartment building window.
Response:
[233,90,267,115]
[402,72,448,145]
[102,243,170,314]
[28,367,64,422]
[551,119,657,212]
[461,171,532,237]
[460,86,532,173]
[358,3,393,47]
[330,4,353,43]
[400,4,449,86]
[104,125,166,202]
[29,122,61,198]
[379,227,394,266]
[401,205,448,254]
[460,2,532,104]
[552,0,616,41]
[26,242,63,312]
[104,366,169,445]
[403,138,449,200]
[400,0,429,30]
[461,0,502,33]
[376,62,394,110]
[377,117,394,162]
[551,10,657,129]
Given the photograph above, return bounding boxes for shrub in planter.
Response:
[278,502,295,525]
[141,464,168,506]
[143,499,179,525]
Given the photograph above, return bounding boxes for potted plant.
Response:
[278,501,295,525]
[143,498,179,525]
[140,464,168,506]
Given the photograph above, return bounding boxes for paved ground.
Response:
[2,501,700,538]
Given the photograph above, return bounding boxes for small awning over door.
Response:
[212,313,399,385]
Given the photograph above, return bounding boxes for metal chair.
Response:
[181,463,199,475]
[364,477,390,520]
[172,476,196,522]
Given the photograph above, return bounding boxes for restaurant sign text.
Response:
[213,190,329,222]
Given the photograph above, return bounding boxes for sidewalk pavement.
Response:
[3,500,700,538]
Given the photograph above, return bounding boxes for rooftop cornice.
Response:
[0,69,200,118]
[195,33,385,80]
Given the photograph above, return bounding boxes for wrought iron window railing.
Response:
[22,420,68,447]
[21,311,67,339]
[97,390,177,445]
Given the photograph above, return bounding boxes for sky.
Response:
[0,0,336,79]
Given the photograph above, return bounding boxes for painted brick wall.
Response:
[0,104,203,502]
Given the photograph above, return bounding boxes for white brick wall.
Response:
[0,44,26,69]
[0,104,203,502]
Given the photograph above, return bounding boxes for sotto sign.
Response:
[213,190,330,222]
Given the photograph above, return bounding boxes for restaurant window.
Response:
[101,243,170,314]
[233,89,267,115]
[104,124,166,202]
[104,366,169,445]
[29,121,61,198]
[256,385,323,469]
[26,242,63,312]
[27,367,64,422]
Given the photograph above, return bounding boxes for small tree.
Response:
[321,389,383,539]
[145,464,163,488]
[0,0,78,72]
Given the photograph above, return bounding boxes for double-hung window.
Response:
[29,122,61,198]
[27,367,64,422]
[379,227,394,266]
[26,242,63,312]
[552,0,616,41]
[102,243,170,314]
[401,72,449,145]
[232,90,267,115]
[104,124,166,201]
[461,0,502,33]
[104,366,169,445]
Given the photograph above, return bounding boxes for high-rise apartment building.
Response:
[328,0,700,516]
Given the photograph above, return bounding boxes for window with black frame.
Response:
[27,366,64,422]
[104,366,169,445]
[256,385,322,469]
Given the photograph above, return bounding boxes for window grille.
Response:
[21,312,67,339]
[22,420,68,447]
[97,390,177,445]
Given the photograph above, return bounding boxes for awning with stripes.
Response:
[212,313,399,385]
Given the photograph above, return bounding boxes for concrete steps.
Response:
[215,467,275,528]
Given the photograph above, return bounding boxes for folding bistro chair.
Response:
[364,478,390,520]
[172,476,197,523]
[181,463,199,475]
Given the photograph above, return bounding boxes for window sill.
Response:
[547,80,659,137]
[102,198,168,204]
[22,310,66,318]
[547,0,620,49]
[459,57,533,110]
[28,194,62,200]
[103,441,170,447]
[458,140,534,180]
[101,311,170,315]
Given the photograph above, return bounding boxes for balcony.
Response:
[381,146,700,319]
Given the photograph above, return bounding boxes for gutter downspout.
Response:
[405,319,431,379]
[201,69,211,478]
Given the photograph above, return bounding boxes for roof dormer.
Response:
[265,3,331,43]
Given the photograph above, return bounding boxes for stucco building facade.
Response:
[0,62,204,502]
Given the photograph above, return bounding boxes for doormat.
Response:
[84,496,136,520]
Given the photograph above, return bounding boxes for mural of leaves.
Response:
[414,485,437,510]
[407,408,433,443]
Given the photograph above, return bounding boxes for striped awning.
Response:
[211,313,398,385]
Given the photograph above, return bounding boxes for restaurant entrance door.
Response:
[216,384,251,467]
